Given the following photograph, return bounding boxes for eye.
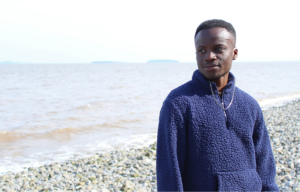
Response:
[198,49,205,53]
[215,47,224,52]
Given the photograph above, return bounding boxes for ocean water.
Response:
[0,62,300,174]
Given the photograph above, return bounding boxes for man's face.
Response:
[194,27,238,80]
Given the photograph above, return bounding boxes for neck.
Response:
[212,73,229,93]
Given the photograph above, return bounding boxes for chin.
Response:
[199,71,217,80]
[201,71,227,81]
[204,75,220,81]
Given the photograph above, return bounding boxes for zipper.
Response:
[220,93,228,128]
[209,81,235,130]
[222,101,226,119]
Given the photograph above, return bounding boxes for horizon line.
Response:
[1,61,300,64]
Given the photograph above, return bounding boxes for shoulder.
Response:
[159,81,197,121]
[164,80,197,107]
[235,87,263,117]
[235,87,259,106]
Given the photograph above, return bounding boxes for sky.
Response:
[0,0,300,63]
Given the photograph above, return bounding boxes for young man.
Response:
[156,19,279,191]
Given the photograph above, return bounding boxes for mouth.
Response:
[204,65,219,70]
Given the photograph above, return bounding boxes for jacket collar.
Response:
[192,70,236,107]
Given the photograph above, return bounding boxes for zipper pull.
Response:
[222,102,228,128]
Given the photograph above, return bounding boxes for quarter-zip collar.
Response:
[192,69,236,110]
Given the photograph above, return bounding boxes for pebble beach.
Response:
[1,99,300,192]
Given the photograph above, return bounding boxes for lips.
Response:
[204,65,219,70]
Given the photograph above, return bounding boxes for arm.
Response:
[253,109,279,191]
[156,100,187,191]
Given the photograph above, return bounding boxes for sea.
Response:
[0,62,300,174]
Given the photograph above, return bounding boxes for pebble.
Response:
[0,99,300,191]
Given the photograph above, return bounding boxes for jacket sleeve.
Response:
[156,100,187,191]
[253,109,279,191]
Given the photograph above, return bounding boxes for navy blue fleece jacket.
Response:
[157,70,279,191]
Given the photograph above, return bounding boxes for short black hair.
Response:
[194,19,236,40]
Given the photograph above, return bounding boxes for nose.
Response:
[205,51,217,61]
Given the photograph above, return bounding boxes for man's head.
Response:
[194,19,238,81]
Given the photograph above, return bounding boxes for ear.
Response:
[233,48,238,60]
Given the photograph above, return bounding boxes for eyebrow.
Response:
[196,44,226,48]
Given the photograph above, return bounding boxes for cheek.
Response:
[221,52,233,62]
[196,54,204,62]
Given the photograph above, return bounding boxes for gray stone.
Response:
[293,182,300,188]
[288,162,295,169]
[285,181,294,187]
[283,174,292,181]
[281,186,293,192]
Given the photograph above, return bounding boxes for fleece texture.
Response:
[156,70,279,191]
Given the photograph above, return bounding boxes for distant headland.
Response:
[91,61,123,64]
[147,60,179,63]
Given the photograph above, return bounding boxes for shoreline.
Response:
[0,99,300,191]
[0,91,299,175]
[258,92,300,110]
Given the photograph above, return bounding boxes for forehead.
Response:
[194,27,234,47]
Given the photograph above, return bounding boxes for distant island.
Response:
[147,60,179,63]
[91,61,123,64]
